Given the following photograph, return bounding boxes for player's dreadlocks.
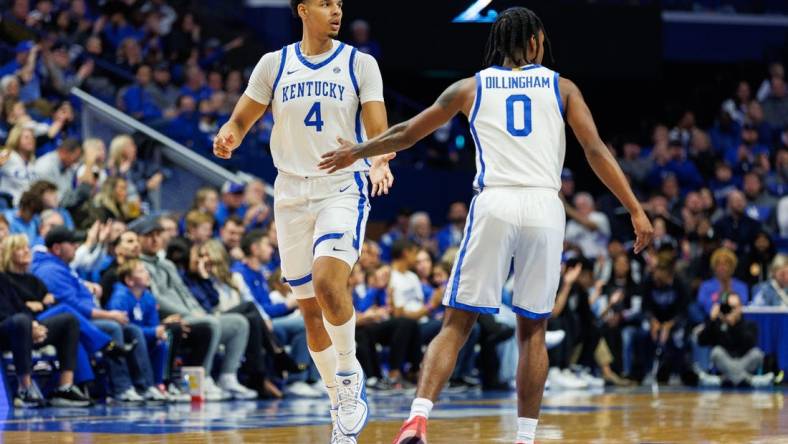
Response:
[483,7,553,68]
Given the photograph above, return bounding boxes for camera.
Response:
[720,302,732,315]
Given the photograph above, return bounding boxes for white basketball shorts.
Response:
[274,171,370,299]
[443,187,565,319]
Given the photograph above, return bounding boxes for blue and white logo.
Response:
[453,0,498,23]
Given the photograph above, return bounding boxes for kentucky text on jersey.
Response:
[485,76,551,90]
[281,81,346,103]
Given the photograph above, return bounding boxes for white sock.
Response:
[516,417,538,443]
[309,345,339,407]
[408,397,433,421]
[323,313,360,374]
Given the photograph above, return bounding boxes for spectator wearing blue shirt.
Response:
[350,20,382,60]
[697,248,750,317]
[119,65,163,123]
[180,66,213,103]
[665,141,703,192]
[214,181,248,228]
[233,230,296,319]
[742,173,778,223]
[435,202,468,258]
[709,162,741,205]
[379,209,412,263]
[167,95,202,149]
[31,226,146,403]
[710,111,742,157]
[3,190,41,242]
[725,125,771,175]
[108,260,175,401]
[0,41,43,104]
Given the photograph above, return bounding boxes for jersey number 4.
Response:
[505,94,532,137]
[304,102,325,132]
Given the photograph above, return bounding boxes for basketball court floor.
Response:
[1,387,786,443]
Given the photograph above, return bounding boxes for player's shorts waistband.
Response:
[276,169,367,181]
[476,185,560,196]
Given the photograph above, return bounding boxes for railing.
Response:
[70,87,265,213]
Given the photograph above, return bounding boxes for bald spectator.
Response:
[565,193,611,260]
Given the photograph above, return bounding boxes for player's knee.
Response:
[313,275,345,305]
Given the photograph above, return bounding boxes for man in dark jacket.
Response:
[697,292,773,387]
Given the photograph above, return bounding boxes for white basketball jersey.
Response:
[270,40,369,177]
[469,65,566,191]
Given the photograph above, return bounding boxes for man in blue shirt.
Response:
[31,226,146,403]
[435,202,467,258]
[120,65,163,123]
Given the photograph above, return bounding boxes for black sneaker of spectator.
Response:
[50,385,93,408]
[103,339,138,358]
[14,385,46,408]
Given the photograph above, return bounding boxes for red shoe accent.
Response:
[392,416,428,444]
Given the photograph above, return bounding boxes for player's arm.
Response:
[214,95,267,159]
[319,77,476,172]
[360,101,395,196]
[562,77,654,253]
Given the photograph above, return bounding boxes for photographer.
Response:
[697,292,773,387]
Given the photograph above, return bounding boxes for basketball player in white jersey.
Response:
[213,1,394,442]
[319,7,654,444]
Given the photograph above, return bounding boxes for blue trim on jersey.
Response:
[448,194,478,307]
[352,172,368,251]
[313,232,344,255]
[349,48,360,95]
[271,45,289,99]
[295,42,346,70]
[511,305,552,320]
[349,46,368,167]
[284,273,312,287]
[469,73,486,190]
[553,72,564,117]
[446,299,500,315]
[490,64,542,71]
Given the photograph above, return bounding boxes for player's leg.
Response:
[514,317,549,444]
[395,192,514,444]
[311,172,370,438]
[274,178,340,406]
[510,195,565,444]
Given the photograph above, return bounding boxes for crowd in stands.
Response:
[0,0,786,409]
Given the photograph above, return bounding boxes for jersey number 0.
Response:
[505,94,532,137]
[304,102,325,132]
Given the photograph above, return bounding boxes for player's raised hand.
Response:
[213,123,241,160]
[631,210,654,254]
[318,137,357,173]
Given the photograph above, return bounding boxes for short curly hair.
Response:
[710,247,738,270]
[290,0,305,17]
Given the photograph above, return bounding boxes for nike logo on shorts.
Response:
[339,185,351,193]
[333,246,348,252]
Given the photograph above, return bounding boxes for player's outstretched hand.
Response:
[369,156,395,197]
[318,137,357,173]
[631,210,654,254]
[213,124,241,160]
